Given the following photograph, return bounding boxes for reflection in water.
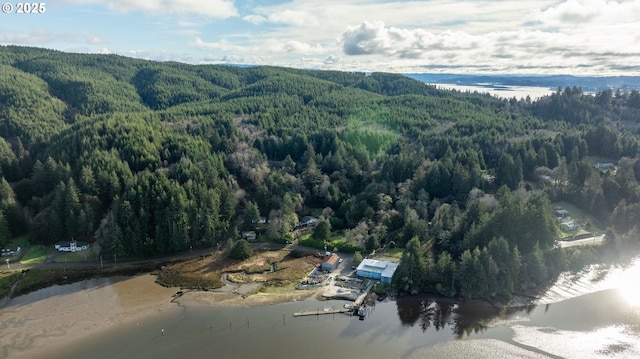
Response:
[394,281,640,358]
[6,255,640,359]
[395,296,496,337]
[609,258,640,308]
[538,256,640,306]
[396,297,453,332]
[25,288,640,359]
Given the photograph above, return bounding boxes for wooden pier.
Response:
[353,281,374,306]
[293,280,376,319]
[292,308,350,317]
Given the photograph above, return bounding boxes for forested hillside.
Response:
[1,45,639,300]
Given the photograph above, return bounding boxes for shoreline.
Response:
[0,262,631,359]
[3,253,634,359]
[176,286,321,307]
[0,272,326,359]
[0,274,177,359]
[0,268,633,359]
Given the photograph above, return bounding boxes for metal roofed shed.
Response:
[554,209,569,218]
[356,259,399,284]
[322,253,340,272]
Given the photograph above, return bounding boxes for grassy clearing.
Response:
[20,245,51,265]
[227,254,320,285]
[298,233,363,253]
[348,105,398,131]
[382,247,403,259]
[54,250,97,263]
[3,235,51,265]
[552,201,605,239]
[156,249,322,290]
[343,127,398,158]
[344,105,400,158]
[156,253,227,289]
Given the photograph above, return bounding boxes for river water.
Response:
[4,258,640,359]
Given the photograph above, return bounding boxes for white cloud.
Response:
[141,0,640,74]
[282,40,324,54]
[59,0,238,18]
[0,30,54,44]
[534,0,640,55]
[85,35,109,45]
[193,38,245,52]
[341,21,483,57]
[175,29,201,36]
[0,30,110,46]
[336,14,640,75]
[243,9,318,27]
[244,0,554,37]
[15,0,640,75]
[194,36,326,57]
[324,55,340,65]
[541,0,601,24]
[243,15,267,25]
[267,9,317,26]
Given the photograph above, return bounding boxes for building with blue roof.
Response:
[355,259,399,284]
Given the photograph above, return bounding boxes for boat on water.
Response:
[376,293,388,301]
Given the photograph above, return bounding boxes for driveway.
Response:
[559,234,605,248]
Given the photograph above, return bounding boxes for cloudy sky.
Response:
[1,0,639,75]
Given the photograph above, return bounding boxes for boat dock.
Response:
[293,280,376,318]
[353,283,373,306]
[292,308,350,317]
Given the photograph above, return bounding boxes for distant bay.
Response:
[429,83,554,100]
[405,71,640,106]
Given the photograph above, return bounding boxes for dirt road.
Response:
[558,234,605,248]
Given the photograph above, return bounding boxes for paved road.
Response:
[3,239,351,273]
[3,245,222,271]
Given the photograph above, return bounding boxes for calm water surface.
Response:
[433,83,555,100]
[51,293,640,357]
[21,258,640,358]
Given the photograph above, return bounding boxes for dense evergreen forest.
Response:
[1,45,640,300]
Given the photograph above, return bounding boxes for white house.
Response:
[55,241,89,252]
[298,216,318,228]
